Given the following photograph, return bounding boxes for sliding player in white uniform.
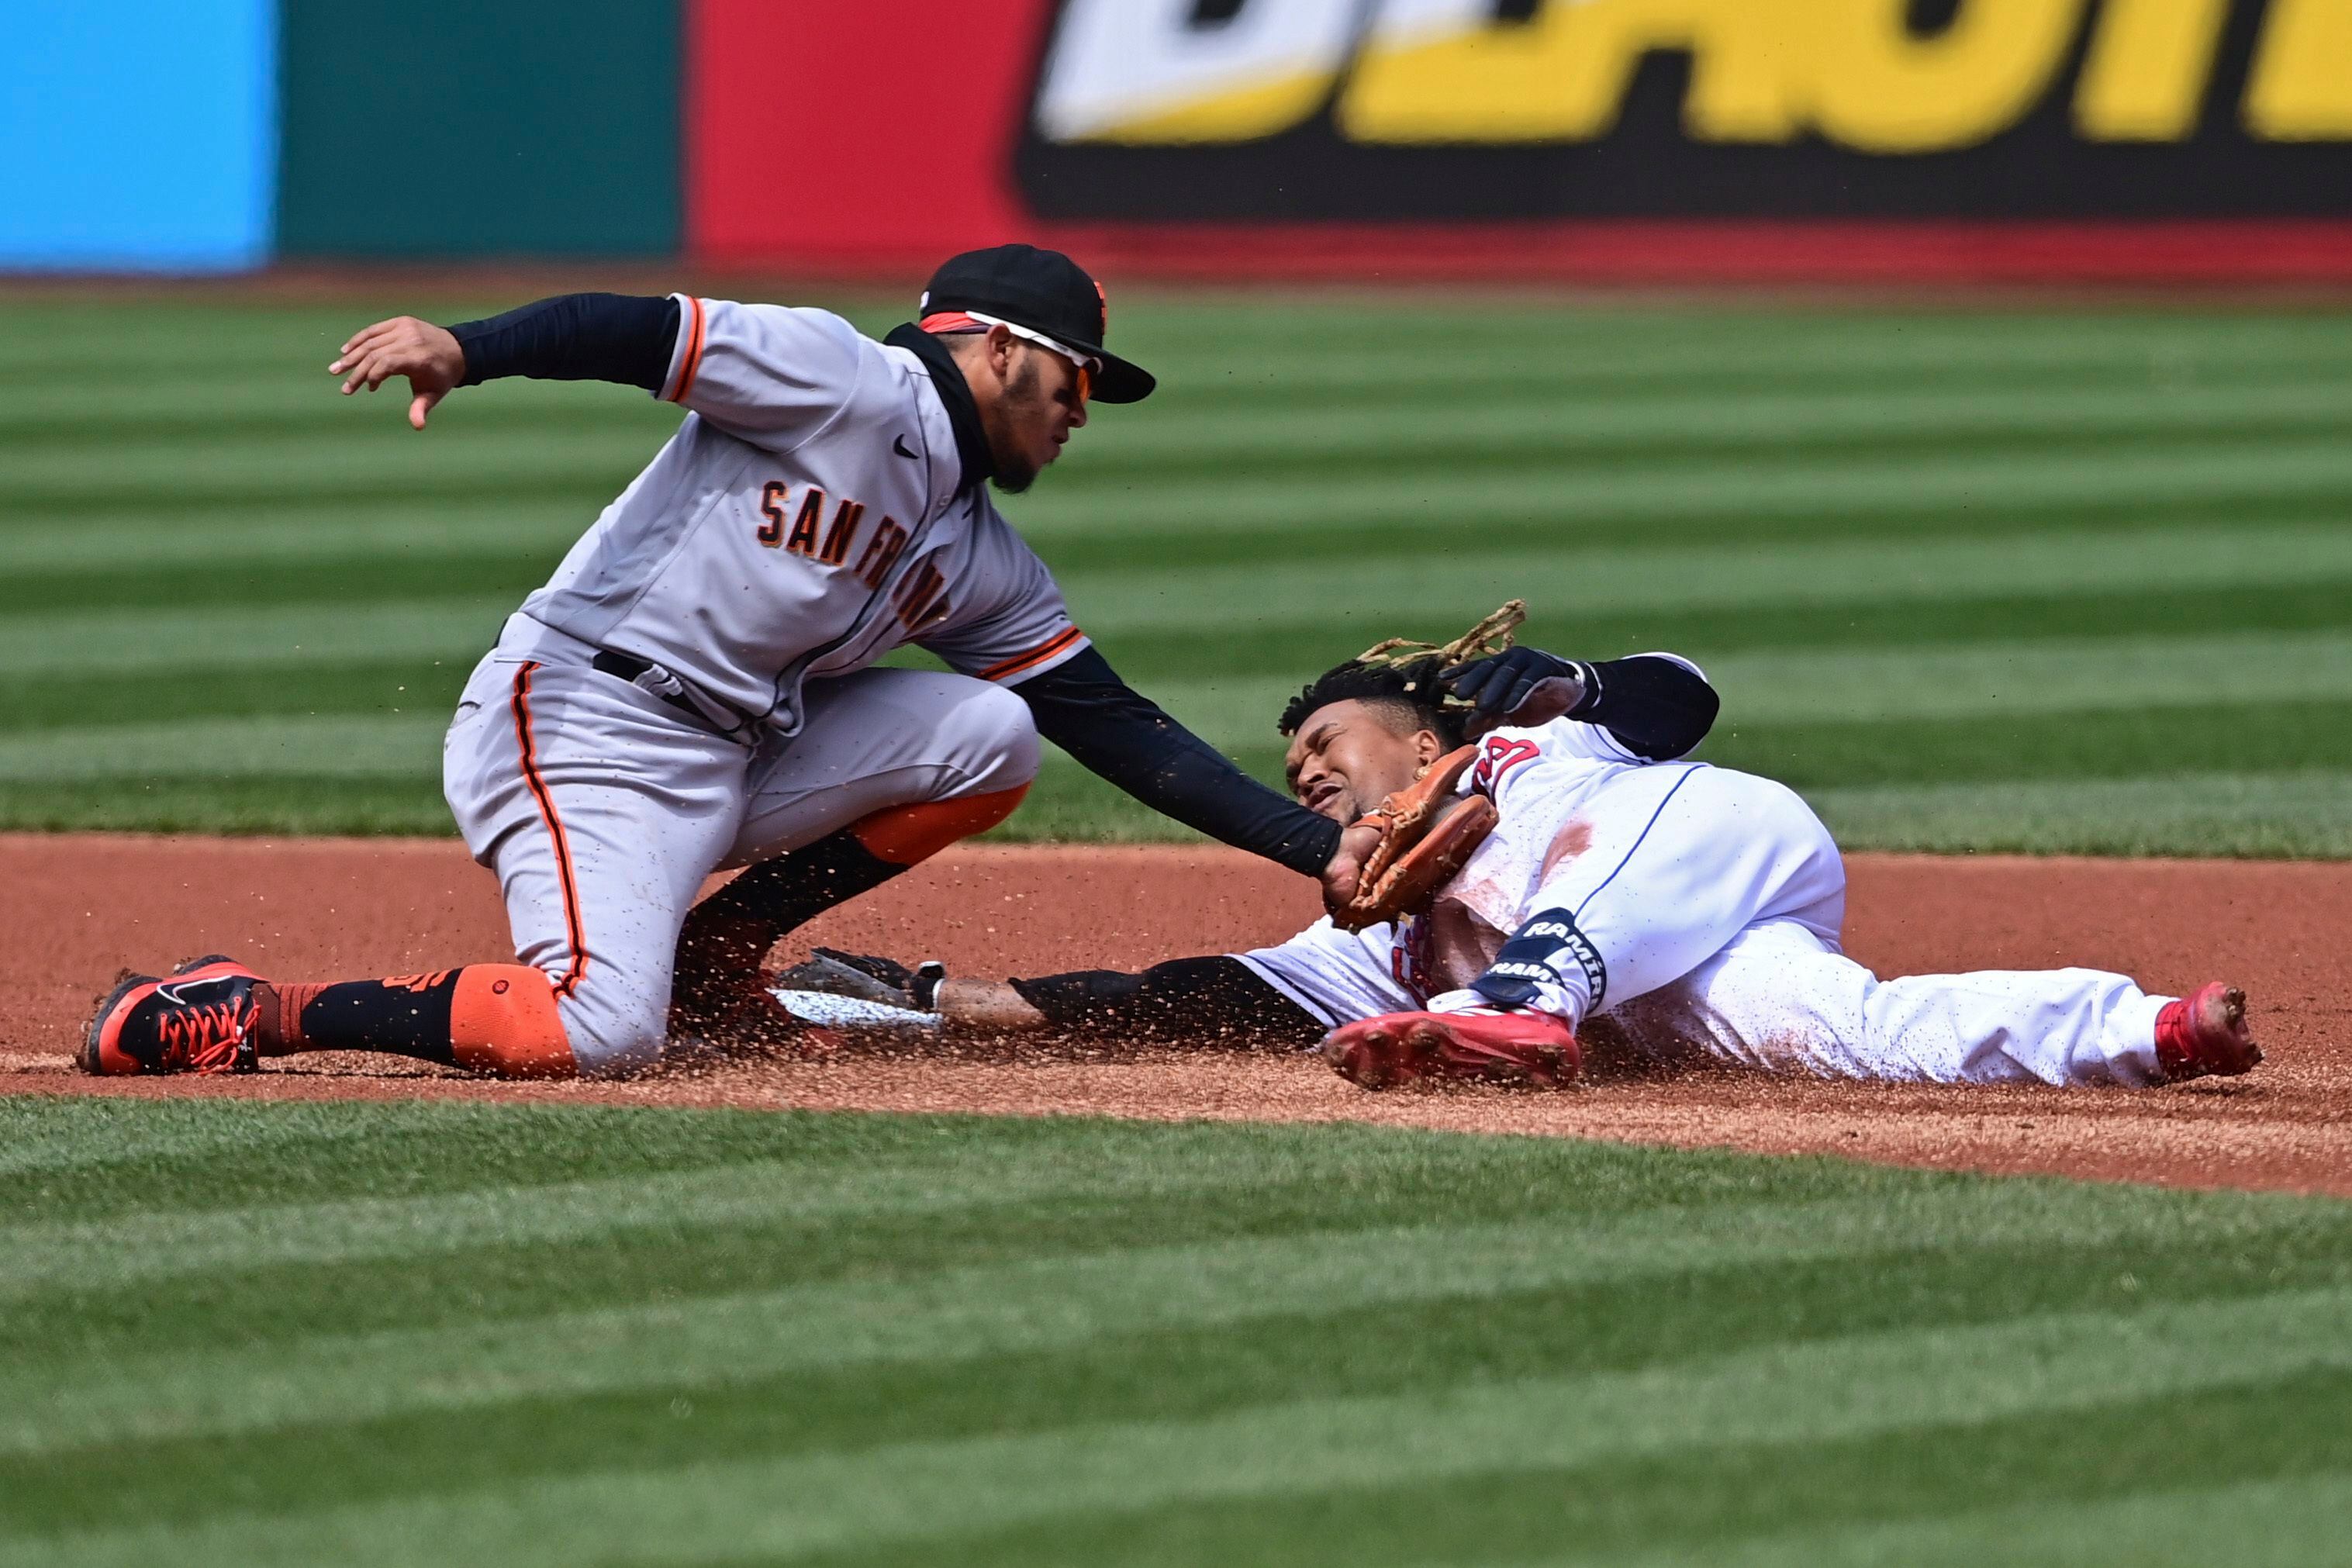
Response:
[84,246,1371,1080]
[796,617,2263,1090]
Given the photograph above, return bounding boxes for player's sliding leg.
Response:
[1616,919,2260,1086]
[669,668,1038,1043]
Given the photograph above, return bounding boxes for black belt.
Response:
[590,651,747,736]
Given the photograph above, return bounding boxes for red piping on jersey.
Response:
[509,662,589,999]
[977,626,1084,683]
[670,295,709,403]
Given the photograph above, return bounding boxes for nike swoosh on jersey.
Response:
[893,435,919,459]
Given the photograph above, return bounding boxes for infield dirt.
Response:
[8,834,2347,1195]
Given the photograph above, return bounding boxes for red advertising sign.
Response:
[689,0,2352,281]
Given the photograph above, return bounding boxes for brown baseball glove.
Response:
[1331,745,1498,931]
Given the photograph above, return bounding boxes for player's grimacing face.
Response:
[1283,699,1438,824]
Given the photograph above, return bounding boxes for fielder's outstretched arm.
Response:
[330,293,682,427]
[1016,646,1345,876]
[444,294,681,391]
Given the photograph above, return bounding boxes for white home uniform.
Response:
[442,299,1083,1074]
[1238,714,2175,1086]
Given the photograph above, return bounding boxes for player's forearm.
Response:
[447,294,681,392]
[1020,651,1341,876]
[1004,956,1322,1045]
[1569,653,1720,760]
[936,978,1051,1032]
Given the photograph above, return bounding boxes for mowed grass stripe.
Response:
[1086,578,2352,678]
[8,578,2352,744]
[4,467,2332,575]
[15,617,2352,777]
[14,522,2352,650]
[10,1181,2319,1456]
[9,1100,1563,1223]
[9,1290,2345,1567]
[1059,384,2352,482]
[1809,771,2352,858]
[20,371,2352,473]
[11,353,2349,444]
[1122,630,2352,747]
[917,1376,2352,1568]
[1621,1473,2352,1568]
[1035,490,2350,572]
[0,427,666,509]
[0,598,513,677]
[0,1144,1323,1301]
[12,423,2346,522]
[0,499,596,573]
[13,298,2344,382]
[1710,698,2352,787]
[1010,436,2352,541]
[0,714,452,782]
[17,1222,2350,1536]
[0,777,455,836]
[1054,521,2352,634]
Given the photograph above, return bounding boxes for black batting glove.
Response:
[1441,647,1583,723]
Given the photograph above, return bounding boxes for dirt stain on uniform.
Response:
[1541,818,1594,882]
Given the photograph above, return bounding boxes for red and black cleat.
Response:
[1322,1007,1580,1091]
[2153,981,2263,1083]
[81,955,263,1076]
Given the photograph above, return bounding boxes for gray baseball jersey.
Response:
[520,296,1088,730]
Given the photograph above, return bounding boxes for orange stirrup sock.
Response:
[448,965,577,1079]
[849,783,1030,865]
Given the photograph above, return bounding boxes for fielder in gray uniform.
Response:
[84,246,1370,1081]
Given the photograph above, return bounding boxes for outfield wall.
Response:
[0,2,276,270]
[8,0,2352,281]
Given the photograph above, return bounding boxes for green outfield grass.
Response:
[2,1094,2346,1566]
[2,293,2349,851]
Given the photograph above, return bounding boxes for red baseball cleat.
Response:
[2153,982,2263,1082]
[81,955,263,1076]
[1322,1007,1580,1090]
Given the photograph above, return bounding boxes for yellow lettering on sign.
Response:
[1041,0,2352,152]
[1804,0,2087,153]
[1339,0,1800,144]
[2245,0,2352,139]
[1096,74,1345,144]
[2075,0,2230,139]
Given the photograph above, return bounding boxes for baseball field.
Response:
[6,287,2351,1563]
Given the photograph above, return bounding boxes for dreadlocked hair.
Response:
[1277,600,1527,748]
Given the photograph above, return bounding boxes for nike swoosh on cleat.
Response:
[154,976,233,1007]
[893,435,918,460]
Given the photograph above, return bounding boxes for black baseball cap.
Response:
[917,243,1155,404]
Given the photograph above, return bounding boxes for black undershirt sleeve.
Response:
[1017,647,1341,876]
[1566,654,1721,761]
[446,293,682,392]
[1008,955,1325,1045]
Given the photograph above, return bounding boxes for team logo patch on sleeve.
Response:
[1471,735,1541,796]
[1472,907,1607,1011]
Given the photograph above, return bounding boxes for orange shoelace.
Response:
[156,996,255,1072]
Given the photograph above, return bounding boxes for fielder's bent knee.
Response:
[952,679,1041,794]
[517,966,668,1079]
[852,782,1030,866]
